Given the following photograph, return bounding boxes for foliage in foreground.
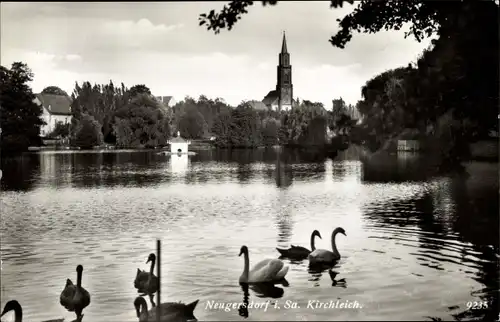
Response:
[0,62,45,152]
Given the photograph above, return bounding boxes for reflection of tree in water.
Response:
[184,163,209,185]
[275,191,293,245]
[274,154,293,189]
[447,176,499,321]
[65,152,168,188]
[236,164,254,184]
[362,176,499,321]
[331,160,346,180]
[335,145,363,161]
[233,150,257,184]
[1,154,40,191]
[273,151,294,245]
[360,154,432,183]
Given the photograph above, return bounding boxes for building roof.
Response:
[169,131,189,143]
[262,91,296,107]
[156,96,173,106]
[36,93,72,115]
[262,90,279,106]
[281,31,288,53]
[247,100,269,111]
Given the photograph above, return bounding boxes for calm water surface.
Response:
[1,148,498,321]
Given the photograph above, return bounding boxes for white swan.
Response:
[308,227,346,265]
[239,245,289,283]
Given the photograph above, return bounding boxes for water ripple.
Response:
[0,152,498,321]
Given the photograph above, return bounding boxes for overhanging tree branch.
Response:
[199,0,497,48]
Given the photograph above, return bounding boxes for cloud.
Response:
[102,18,183,37]
[65,54,82,61]
[1,49,120,96]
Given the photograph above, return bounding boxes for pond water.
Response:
[0,148,498,321]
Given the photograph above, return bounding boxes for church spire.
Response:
[281,31,288,54]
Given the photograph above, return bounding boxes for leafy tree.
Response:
[275,100,328,147]
[228,103,262,148]
[196,95,232,133]
[211,103,262,148]
[303,116,328,146]
[331,97,346,115]
[211,109,233,147]
[71,114,103,148]
[0,62,45,152]
[129,84,151,98]
[177,104,207,139]
[48,121,70,138]
[113,93,170,148]
[41,86,69,96]
[330,97,349,133]
[70,80,130,143]
[261,117,279,146]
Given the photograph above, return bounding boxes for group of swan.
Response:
[276,227,346,265]
[1,227,345,321]
[239,227,346,284]
[1,255,198,322]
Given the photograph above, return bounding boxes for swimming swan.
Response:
[308,227,346,265]
[59,265,91,321]
[134,296,199,322]
[134,253,159,306]
[1,300,66,322]
[239,245,289,284]
[276,230,322,259]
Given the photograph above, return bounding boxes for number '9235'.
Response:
[467,301,488,309]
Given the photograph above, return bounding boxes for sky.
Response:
[1,2,433,108]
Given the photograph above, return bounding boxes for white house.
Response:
[34,93,72,137]
[155,96,176,108]
[167,131,191,154]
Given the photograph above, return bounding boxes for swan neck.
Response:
[149,257,156,275]
[13,304,22,322]
[331,231,340,256]
[310,233,317,251]
[77,270,82,288]
[243,251,250,280]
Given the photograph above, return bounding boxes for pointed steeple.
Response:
[281,31,288,53]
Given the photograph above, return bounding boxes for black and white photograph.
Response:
[0,1,499,321]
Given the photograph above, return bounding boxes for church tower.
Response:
[276,32,293,111]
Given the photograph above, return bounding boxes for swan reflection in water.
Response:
[238,282,286,318]
[308,262,347,288]
[329,270,347,288]
[308,261,339,275]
